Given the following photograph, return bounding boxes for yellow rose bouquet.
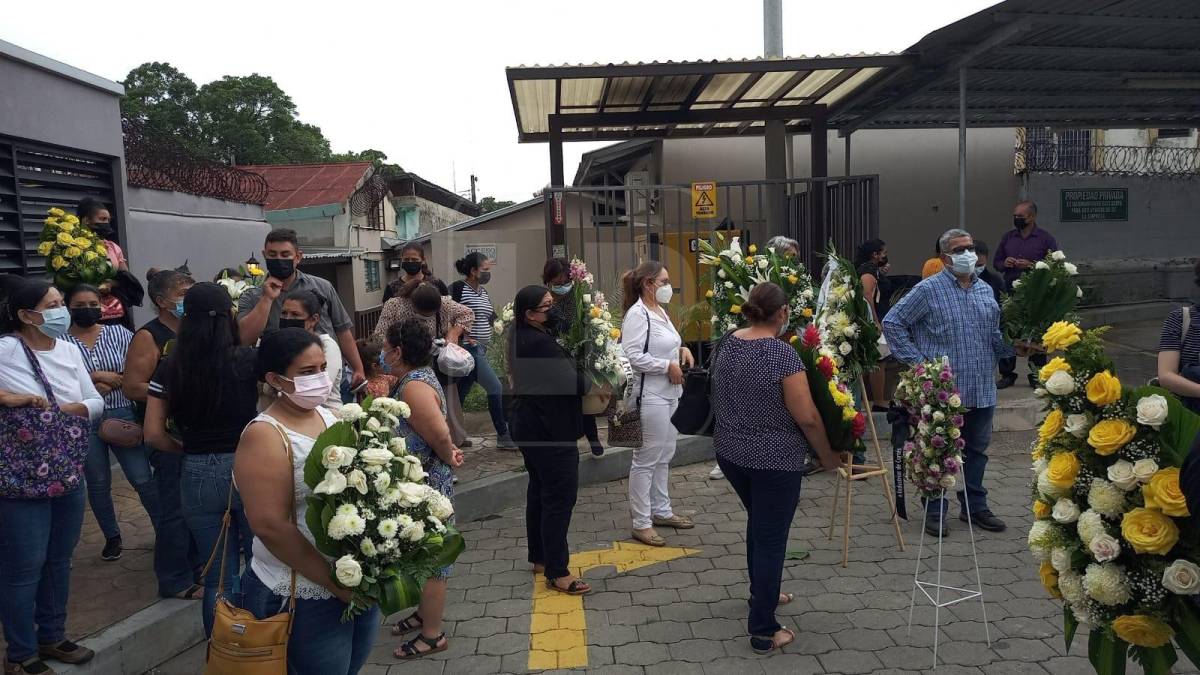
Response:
[1027,321,1200,675]
[38,207,115,289]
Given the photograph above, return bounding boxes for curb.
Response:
[57,599,203,675]
[1081,300,1180,328]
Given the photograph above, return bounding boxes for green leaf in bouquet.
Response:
[305,496,339,557]
[379,573,423,617]
[305,421,356,489]
[431,527,466,569]
[1088,628,1129,675]
[1173,596,1200,667]
[1064,606,1078,651]
[1131,385,1200,467]
[1131,644,1177,675]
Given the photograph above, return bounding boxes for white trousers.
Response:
[629,399,678,529]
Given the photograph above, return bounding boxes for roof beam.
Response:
[996,45,1200,60]
[862,118,1200,130]
[919,89,1200,101]
[506,54,913,81]
[556,104,821,128]
[993,11,1200,30]
[702,71,764,135]
[597,78,612,113]
[639,76,659,112]
[666,74,715,136]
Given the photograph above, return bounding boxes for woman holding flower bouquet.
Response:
[544,257,605,457]
[235,328,379,674]
[621,261,695,547]
[713,283,840,654]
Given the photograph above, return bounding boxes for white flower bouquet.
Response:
[559,259,625,390]
[816,243,881,383]
[698,232,817,336]
[1002,249,1083,347]
[894,357,967,499]
[305,397,464,620]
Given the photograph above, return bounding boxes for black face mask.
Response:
[401,261,423,276]
[265,258,295,280]
[543,306,564,334]
[1013,215,1028,230]
[278,318,308,331]
[91,223,114,238]
[478,271,492,285]
[879,256,889,268]
[70,307,102,328]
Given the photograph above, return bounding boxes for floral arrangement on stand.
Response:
[216,263,266,312]
[305,397,465,620]
[1026,320,1200,675]
[559,259,625,392]
[816,244,881,384]
[894,357,967,498]
[790,324,866,454]
[38,207,115,289]
[1003,249,1083,347]
[698,232,816,335]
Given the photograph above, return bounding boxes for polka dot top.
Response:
[713,334,810,471]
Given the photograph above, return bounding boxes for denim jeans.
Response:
[0,488,86,662]
[240,569,380,675]
[457,341,509,436]
[716,457,802,640]
[151,450,200,598]
[181,452,253,637]
[925,406,995,519]
[86,406,161,540]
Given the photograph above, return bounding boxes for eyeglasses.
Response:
[950,245,976,254]
[534,304,554,313]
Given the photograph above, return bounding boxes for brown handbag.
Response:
[204,424,296,675]
[98,417,143,448]
[607,308,651,448]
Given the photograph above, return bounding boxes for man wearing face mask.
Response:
[994,201,1058,388]
[237,229,366,390]
[884,229,1014,539]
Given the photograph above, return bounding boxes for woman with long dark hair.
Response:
[0,275,101,673]
[509,285,591,595]
[144,282,259,637]
[382,243,447,303]
[542,257,605,456]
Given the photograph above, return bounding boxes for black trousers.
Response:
[716,456,803,640]
[519,444,580,580]
[999,352,1048,379]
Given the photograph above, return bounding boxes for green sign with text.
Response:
[1059,188,1128,222]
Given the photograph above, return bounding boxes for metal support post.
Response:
[958,67,967,229]
[548,115,566,253]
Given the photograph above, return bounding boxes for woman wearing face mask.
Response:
[65,284,160,564]
[235,328,379,673]
[382,244,448,303]
[450,253,514,448]
[145,282,260,638]
[0,275,102,673]
[380,318,464,658]
[543,257,607,457]
[854,239,890,413]
[509,285,592,595]
[620,262,695,547]
[77,198,144,332]
[275,290,342,412]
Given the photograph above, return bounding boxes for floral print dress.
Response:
[391,366,454,578]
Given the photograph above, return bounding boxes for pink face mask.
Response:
[278,372,332,410]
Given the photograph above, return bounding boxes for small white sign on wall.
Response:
[465,243,498,263]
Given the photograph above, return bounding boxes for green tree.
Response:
[195,74,331,164]
[120,62,202,144]
[331,148,405,177]
[478,196,516,213]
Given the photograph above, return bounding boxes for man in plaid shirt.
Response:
[884,228,1014,538]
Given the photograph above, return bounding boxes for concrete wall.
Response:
[124,187,269,325]
[393,195,473,238]
[0,56,124,158]
[431,205,550,311]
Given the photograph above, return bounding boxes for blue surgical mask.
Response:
[378,350,392,374]
[949,251,979,276]
[173,300,185,319]
[33,307,71,339]
[551,282,573,295]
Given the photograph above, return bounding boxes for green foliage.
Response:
[1003,251,1082,343]
[1132,644,1177,675]
[330,149,405,177]
[1173,600,1200,669]
[1088,628,1129,675]
[1065,606,1078,651]
[478,197,516,213]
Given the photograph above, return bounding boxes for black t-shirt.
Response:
[148,346,259,454]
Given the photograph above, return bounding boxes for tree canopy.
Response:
[478,196,516,213]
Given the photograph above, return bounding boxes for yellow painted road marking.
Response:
[528,542,698,670]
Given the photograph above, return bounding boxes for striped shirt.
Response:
[66,324,134,410]
[1158,305,1200,371]
[458,282,495,343]
[883,268,1013,409]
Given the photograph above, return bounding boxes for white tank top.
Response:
[244,408,338,600]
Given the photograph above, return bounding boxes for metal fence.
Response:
[354,305,383,340]
[1016,142,1200,178]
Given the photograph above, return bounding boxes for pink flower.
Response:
[939,371,951,382]
[46,482,64,498]
[36,463,49,477]
[922,381,934,392]
[936,390,949,403]
[568,260,590,282]
[954,438,966,450]
[931,436,946,448]
[903,442,916,453]
[17,428,33,443]
[915,365,926,376]
[951,415,965,427]
[943,457,960,474]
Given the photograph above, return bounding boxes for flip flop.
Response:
[546,578,591,596]
[752,627,796,655]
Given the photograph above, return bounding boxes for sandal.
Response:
[632,529,666,547]
[546,577,591,596]
[394,633,447,660]
[779,592,795,605]
[170,584,204,601]
[391,612,423,637]
[751,627,796,655]
[532,564,545,575]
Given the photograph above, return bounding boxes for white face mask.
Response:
[948,251,978,275]
[277,372,332,410]
[655,284,673,304]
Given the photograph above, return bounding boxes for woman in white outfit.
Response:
[621,261,695,546]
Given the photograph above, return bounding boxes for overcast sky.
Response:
[6,0,996,202]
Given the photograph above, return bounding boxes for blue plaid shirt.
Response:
[883,269,1011,409]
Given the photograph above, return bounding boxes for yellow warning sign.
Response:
[691,181,717,219]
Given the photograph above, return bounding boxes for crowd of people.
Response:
[5,192,1199,672]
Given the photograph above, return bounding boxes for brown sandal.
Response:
[779,592,795,605]
[546,577,591,595]
[391,612,423,636]
[394,632,447,659]
[752,627,795,655]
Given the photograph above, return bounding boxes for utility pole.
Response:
[763,0,788,241]
[470,174,478,204]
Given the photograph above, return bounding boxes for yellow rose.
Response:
[47,207,65,217]
[43,217,58,226]
[705,290,714,298]
[1038,561,1061,599]
[748,244,757,254]
[51,255,67,270]
[1143,468,1190,518]
[247,264,265,276]
[95,244,107,255]
[1121,507,1180,555]
[590,306,602,318]
[1046,452,1080,490]
[1086,371,1122,406]
[56,232,75,246]
[64,246,81,258]
[801,308,813,318]
[37,241,53,256]
[1039,357,1072,383]
[788,335,799,345]
[1033,500,1052,520]
[1039,409,1064,442]
[1112,615,1174,648]
[59,221,75,233]
[729,305,742,314]
[1042,321,1082,352]
[787,275,798,285]
[609,328,621,340]
[1087,418,1136,456]
[84,250,97,262]
[63,214,79,224]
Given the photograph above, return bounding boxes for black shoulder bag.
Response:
[671,330,732,436]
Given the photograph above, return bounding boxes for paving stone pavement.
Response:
[361,422,1200,674]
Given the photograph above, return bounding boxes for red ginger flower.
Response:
[802,323,821,349]
[817,356,835,379]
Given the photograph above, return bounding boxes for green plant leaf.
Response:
[379,574,423,616]
[1064,606,1078,651]
[784,550,810,561]
[1088,628,1129,675]
[1173,599,1200,668]
[1131,385,1200,467]
[305,421,356,488]
[1131,644,1177,675]
[304,496,339,557]
[431,527,466,569]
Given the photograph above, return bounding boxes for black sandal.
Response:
[390,612,423,636]
[170,583,204,601]
[546,577,591,595]
[394,633,447,659]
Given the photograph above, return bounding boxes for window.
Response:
[396,207,419,239]
[1023,127,1093,172]
[1158,128,1192,139]
[364,259,381,292]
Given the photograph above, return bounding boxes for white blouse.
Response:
[621,298,682,404]
[0,335,103,421]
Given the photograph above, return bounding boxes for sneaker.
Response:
[961,510,1007,532]
[708,464,724,480]
[38,640,93,665]
[924,516,949,538]
[101,536,122,562]
[496,433,518,450]
[4,658,53,675]
[589,441,604,457]
[996,375,1016,390]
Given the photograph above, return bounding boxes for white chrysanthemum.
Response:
[1059,571,1084,606]
[1028,520,1057,559]
[335,503,358,517]
[360,538,378,557]
[377,518,399,540]
[1076,510,1106,547]
[337,403,366,422]
[1083,563,1132,606]
[1051,547,1073,574]
[1087,480,1126,517]
[327,513,365,540]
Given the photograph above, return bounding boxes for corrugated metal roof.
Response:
[239,162,373,211]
